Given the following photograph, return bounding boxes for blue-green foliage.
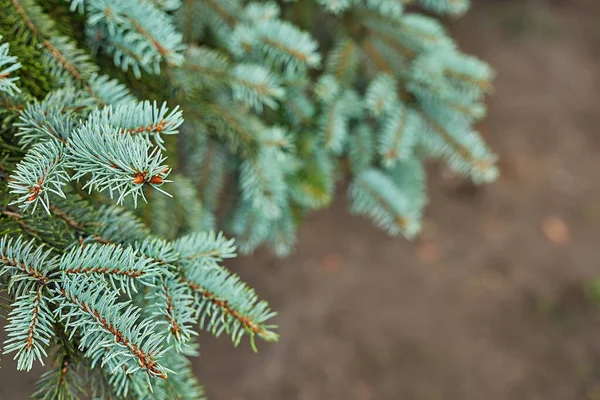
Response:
[8,140,68,213]
[1,3,278,395]
[167,0,497,253]
[1,0,496,398]
[7,82,182,209]
[0,218,277,397]
[86,101,184,148]
[55,277,171,378]
[4,288,55,371]
[419,0,470,16]
[0,237,57,296]
[59,243,163,294]
[351,165,422,237]
[0,35,21,95]
[85,0,185,76]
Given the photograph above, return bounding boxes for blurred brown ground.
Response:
[3,0,600,399]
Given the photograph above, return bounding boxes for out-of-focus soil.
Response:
[2,1,600,399]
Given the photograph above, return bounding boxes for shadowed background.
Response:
[2,0,600,398]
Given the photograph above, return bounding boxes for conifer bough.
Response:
[0,0,496,398]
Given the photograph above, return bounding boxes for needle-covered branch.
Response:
[179,259,278,349]
[85,0,185,75]
[86,101,183,149]
[66,122,172,206]
[350,164,425,238]
[148,277,197,349]
[3,286,55,371]
[59,243,165,296]
[0,236,56,296]
[8,140,68,213]
[54,278,170,380]
[0,35,22,96]
[173,231,277,348]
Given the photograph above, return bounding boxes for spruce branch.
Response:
[176,47,284,112]
[239,147,287,219]
[228,199,272,254]
[86,101,183,149]
[418,111,498,183]
[157,175,205,235]
[88,74,137,106]
[280,92,313,129]
[133,237,178,264]
[65,123,172,206]
[173,231,236,262]
[244,2,280,23]
[15,96,84,147]
[193,102,262,158]
[8,140,68,213]
[149,277,196,349]
[347,123,375,174]
[174,46,232,91]
[148,0,182,12]
[41,36,97,87]
[317,0,353,15]
[198,0,241,31]
[179,260,278,349]
[3,286,55,371]
[289,141,335,209]
[172,232,277,347]
[326,38,360,84]
[230,19,321,72]
[54,277,170,380]
[350,167,421,238]
[59,243,165,296]
[265,201,296,257]
[95,205,150,244]
[187,136,228,216]
[319,92,353,154]
[0,35,22,96]
[362,0,404,20]
[394,14,453,53]
[8,0,115,105]
[379,105,420,167]
[0,236,56,296]
[418,0,470,16]
[360,39,394,73]
[87,0,185,73]
[365,73,399,116]
[230,63,285,111]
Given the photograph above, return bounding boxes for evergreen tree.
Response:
[0,0,496,398]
